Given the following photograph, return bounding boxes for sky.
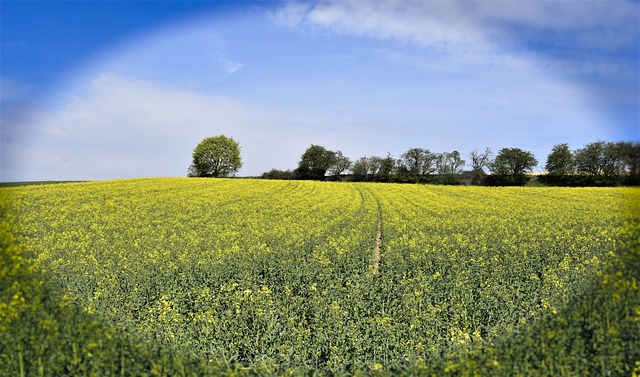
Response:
[1,0,638,181]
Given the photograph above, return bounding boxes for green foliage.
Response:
[488,148,538,185]
[617,141,640,180]
[296,145,336,180]
[328,150,352,179]
[543,141,640,186]
[433,151,465,184]
[574,141,617,177]
[436,215,640,376]
[351,157,370,182]
[545,143,574,176]
[570,141,634,186]
[398,147,436,182]
[352,154,396,182]
[189,135,242,177]
[261,168,297,180]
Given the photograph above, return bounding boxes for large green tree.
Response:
[574,141,626,178]
[435,151,466,176]
[398,147,436,182]
[328,150,352,179]
[189,135,242,177]
[376,153,396,182]
[434,150,466,184]
[545,143,574,176]
[488,147,538,185]
[617,141,640,184]
[572,141,633,185]
[296,145,336,180]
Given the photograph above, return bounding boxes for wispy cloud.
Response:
[271,0,638,75]
[200,30,245,76]
[275,0,638,47]
[271,1,488,52]
[269,2,312,29]
[88,22,245,89]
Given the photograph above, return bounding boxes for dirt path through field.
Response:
[373,221,382,274]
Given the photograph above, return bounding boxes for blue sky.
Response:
[1,0,638,181]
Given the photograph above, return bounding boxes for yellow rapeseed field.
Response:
[1,178,638,375]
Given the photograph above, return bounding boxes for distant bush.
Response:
[261,168,297,180]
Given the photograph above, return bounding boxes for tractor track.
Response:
[373,221,382,275]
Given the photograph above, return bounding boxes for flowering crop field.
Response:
[1,178,638,376]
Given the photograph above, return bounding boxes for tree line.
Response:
[542,141,640,186]
[186,136,638,186]
[261,141,639,186]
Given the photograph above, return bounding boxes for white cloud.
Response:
[87,20,245,90]
[269,2,312,28]
[1,73,335,181]
[275,0,489,51]
[272,0,638,70]
[278,0,636,45]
